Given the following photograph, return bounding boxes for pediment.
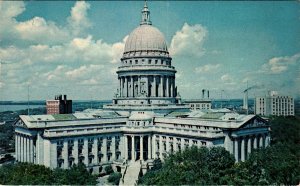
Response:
[14,119,28,128]
[241,116,268,129]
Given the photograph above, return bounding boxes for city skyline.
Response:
[0,1,299,101]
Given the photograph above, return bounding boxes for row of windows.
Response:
[57,151,121,168]
[56,136,121,146]
[173,124,218,130]
[156,135,209,145]
[55,126,122,134]
[128,121,151,127]
[122,58,170,66]
[156,140,207,152]
[190,103,210,108]
[57,139,121,167]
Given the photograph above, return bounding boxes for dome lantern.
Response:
[140,1,152,25]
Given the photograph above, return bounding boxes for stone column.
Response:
[234,138,239,162]
[160,76,164,97]
[102,137,107,162]
[152,136,156,159]
[173,138,177,152]
[241,138,245,161]
[30,138,34,163]
[93,138,98,164]
[265,134,270,147]
[111,136,116,160]
[20,135,22,162]
[26,136,29,162]
[170,77,174,97]
[131,136,135,161]
[253,136,257,149]
[138,76,141,96]
[247,137,251,156]
[124,77,128,97]
[151,77,154,97]
[18,134,21,162]
[131,76,134,97]
[145,76,149,97]
[189,139,193,148]
[259,135,263,148]
[15,134,18,161]
[181,138,185,151]
[166,76,169,97]
[63,140,68,169]
[154,76,157,97]
[125,136,128,160]
[120,77,123,97]
[22,136,25,162]
[119,77,122,97]
[15,133,20,161]
[83,138,88,165]
[73,139,79,165]
[147,136,151,160]
[166,136,170,152]
[140,136,143,160]
[22,135,24,162]
[159,136,163,159]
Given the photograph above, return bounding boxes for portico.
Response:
[125,135,152,161]
[233,133,270,162]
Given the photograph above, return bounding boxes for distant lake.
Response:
[0,100,111,112]
[0,105,45,112]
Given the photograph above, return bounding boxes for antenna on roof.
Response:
[27,85,30,116]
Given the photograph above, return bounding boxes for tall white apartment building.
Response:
[255,91,294,116]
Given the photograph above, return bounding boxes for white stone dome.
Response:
[124,25,168,53]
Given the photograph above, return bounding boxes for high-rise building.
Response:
[255,91,294,116]
[46,95,72,115]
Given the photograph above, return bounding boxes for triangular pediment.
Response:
[14,119,28,128]
[240,115,268,129]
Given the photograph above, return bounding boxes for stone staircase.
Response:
[120,161,141,186]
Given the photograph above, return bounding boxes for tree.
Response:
[139,116,300,185]
[139,146,236,185]
[0,163,97,185]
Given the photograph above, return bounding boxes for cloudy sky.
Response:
[0,1,299,101]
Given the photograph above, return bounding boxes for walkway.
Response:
[120,161,141,186]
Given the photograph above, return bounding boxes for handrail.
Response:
[121,161,128,183]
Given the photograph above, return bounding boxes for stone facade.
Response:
[15,110,270,174]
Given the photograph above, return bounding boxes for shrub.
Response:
[104,165,113,175]
[108,172,122,185]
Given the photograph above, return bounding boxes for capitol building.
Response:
[14,2,270,182]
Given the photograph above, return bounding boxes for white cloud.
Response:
[0,1,126,100]
[65,64,104,80]
[0,1,92,46]
[170,23,207,57]
[0,1,25,18]
[0,1,25,44]
[68,1,91,36]
[221,74,231,81]
[15,17,69,44]
[195,64,220,73]
[261,53,300,74]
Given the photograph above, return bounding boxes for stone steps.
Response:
[120,161,141,186]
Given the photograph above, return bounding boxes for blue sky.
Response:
[0,1,299,101]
